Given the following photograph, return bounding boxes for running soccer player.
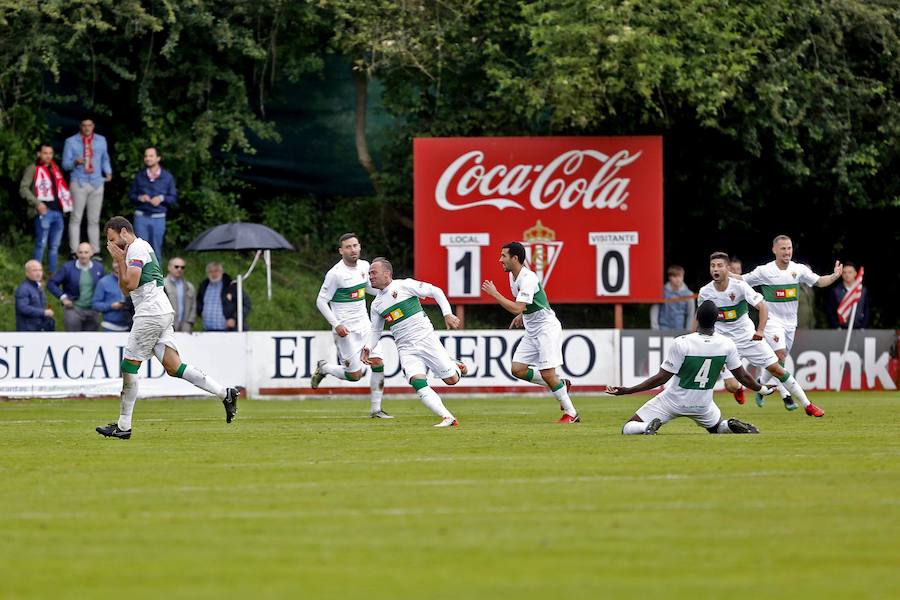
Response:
[734,235,842,409]
[96,216,239,439]
[698,251,824,417]
[481,241,579,424]
[311,233,390,418]
[361,258,465,428]
[606,301,770,435]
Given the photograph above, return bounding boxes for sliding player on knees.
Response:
[361,258,466,428]
[732,235,841,412]
[481,241,578,424]
[311,233,389,418]
[607,301,771,435]
[699,251,824,417]
[96,216,239,439]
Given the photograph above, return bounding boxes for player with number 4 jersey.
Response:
[606,300,770,434]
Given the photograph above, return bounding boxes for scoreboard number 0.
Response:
[589,231,639,297]
[440,233,490,298]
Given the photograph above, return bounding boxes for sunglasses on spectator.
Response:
[173,265,185,269]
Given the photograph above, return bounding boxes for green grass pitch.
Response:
[1,392,898,599]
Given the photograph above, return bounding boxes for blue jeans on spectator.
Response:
[134,213,167,262]
[34,210,65,274]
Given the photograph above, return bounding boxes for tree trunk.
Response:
[353,67,380,195]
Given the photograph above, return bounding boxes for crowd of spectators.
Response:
[13,114,250,332]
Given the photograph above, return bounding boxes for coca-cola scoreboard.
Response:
[414,136,663,304]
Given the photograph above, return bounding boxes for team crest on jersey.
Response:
[729,292,736,301]
[791,271,797,279]
[774,335,780,342]
[392,290,398,299]
[522,220,562,286]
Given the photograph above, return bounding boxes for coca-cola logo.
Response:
[434,149,641,211]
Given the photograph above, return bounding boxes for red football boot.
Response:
[805,403,824,417]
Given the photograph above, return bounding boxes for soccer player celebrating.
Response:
[606,301,770,435]
[96,216,239,439]
[361,258,465,428]
[698,251,824,417]
[481,241,579,424]
[311,233,390,418]
[733,235,842,410]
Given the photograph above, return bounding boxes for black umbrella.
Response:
[186,223,295,331]
[185,222,295,252]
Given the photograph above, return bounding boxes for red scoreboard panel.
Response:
[414,137,663,303]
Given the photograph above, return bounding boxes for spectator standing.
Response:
[164,256,196,332]
[650,265,695,330]
[729,256,743,276]
[827,262,870,329]
[48,242,105,331]
[15,260,55,331]
[129,146,177,262]
[63,116,112,256]
[197,262,251,331]
[92,269,131,332]
[19,143,73,274]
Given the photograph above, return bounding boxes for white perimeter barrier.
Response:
[0,329,895,398]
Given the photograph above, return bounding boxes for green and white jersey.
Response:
[510,267,560,336]
[368,278,452,351]
[316,259,374,330]
[658,332,742,406]
[743,260,818,329]
[697,278,762,343]
[125,237,173,317]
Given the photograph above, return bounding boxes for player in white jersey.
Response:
[607,301,771,434]
[734,235,842,410]
[95,217,239,439]
[698,252,824,417]
[481,241,579,423]
[361,258,466,427]
[311,233,390,418]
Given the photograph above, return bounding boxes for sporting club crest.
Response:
[522,220,563,286]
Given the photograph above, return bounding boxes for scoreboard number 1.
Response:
[589,231,639,297]
[440,233,490,298]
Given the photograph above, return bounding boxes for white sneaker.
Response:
[434,416,459,428]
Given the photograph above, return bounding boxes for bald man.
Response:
[48,242,105,331]
[15,260,55,331]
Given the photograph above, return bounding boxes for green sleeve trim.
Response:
[121,359,140,374]
[410,378,428,391]
[175,363,187,378]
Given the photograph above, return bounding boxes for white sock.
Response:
[518,367,550,388]
[370,369,385,413]
[417,385,452,418]
[117,372,138,431]
[179,365,227,399]
[552,382,577,417]
[322,363,346,378]
[761,370,789,399]
[622,421,647,435]
[780,373,811,407]
[717,420,733,434]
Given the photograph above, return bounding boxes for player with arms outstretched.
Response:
[699,251,824,417]
[96,216,239,439]
[481,241,579,424]
[607,301,770,435]
[361,258,466,428]
[311,233,390,418]
[734,235,841,410]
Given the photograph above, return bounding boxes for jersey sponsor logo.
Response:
[774,287,797,299]
[385,309,404,323]
[522,220,562,287]
[718,309,737,321]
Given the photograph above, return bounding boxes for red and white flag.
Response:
[837,266,864,325]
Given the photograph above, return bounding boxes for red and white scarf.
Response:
[34,161,73,213]
[82,134,94,174]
